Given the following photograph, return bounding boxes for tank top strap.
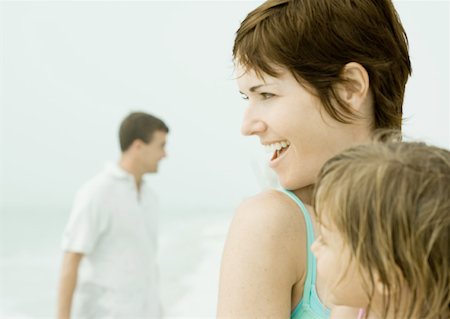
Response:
[278,188,317,304]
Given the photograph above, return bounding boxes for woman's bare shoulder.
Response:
[225,189,308,273]
[238,189,308,263]
[217,190,308,317]
[234,189,305,229]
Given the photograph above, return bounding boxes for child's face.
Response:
[311,220,369,308]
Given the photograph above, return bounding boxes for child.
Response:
[311,141,450,319]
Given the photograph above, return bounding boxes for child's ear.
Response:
[335,62,370,114]
[373,266,403,296]
[374,276,390,296]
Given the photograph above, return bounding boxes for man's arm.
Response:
[57,252,83,319]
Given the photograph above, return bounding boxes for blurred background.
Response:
[0,0,448,318]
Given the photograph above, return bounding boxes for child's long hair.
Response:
[314,139,450,318]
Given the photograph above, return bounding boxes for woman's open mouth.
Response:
[265,140,290,163]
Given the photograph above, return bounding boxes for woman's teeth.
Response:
[264,141,290,154]
[264,141,291,161]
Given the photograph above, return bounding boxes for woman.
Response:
[217,0,411,318]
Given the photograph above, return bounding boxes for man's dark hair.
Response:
[119,112,169,152]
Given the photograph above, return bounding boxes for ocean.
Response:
[0,205,233,318]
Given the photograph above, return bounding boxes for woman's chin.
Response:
[277,174,311,191]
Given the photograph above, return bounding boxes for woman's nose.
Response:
[240,106,267,136]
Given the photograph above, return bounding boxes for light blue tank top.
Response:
[279,189,331,319]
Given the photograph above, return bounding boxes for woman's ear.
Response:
[336,62,370,113]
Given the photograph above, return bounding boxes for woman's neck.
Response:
[292,184,314,205]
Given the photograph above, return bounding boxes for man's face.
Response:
[140,130,167,173]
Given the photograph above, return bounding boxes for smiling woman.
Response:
[236,65,373,190]
[217,1,412,318]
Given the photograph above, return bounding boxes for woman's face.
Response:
[237,64,369,190]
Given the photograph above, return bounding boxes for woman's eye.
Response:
[261,92,274,99]
[240,93,249,100]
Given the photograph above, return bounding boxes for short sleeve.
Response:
[61,189,109,254]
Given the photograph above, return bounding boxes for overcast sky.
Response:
[0,0,449,211]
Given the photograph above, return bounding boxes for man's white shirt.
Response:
[62,163,160,318]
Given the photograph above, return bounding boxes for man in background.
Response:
[57,112,169,319]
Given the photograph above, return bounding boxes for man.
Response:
[57,112,169,319]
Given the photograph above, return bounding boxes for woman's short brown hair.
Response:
[233,0,412,130]
[314,141,450,318]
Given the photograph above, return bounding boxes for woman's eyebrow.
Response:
[240,83,277,94]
